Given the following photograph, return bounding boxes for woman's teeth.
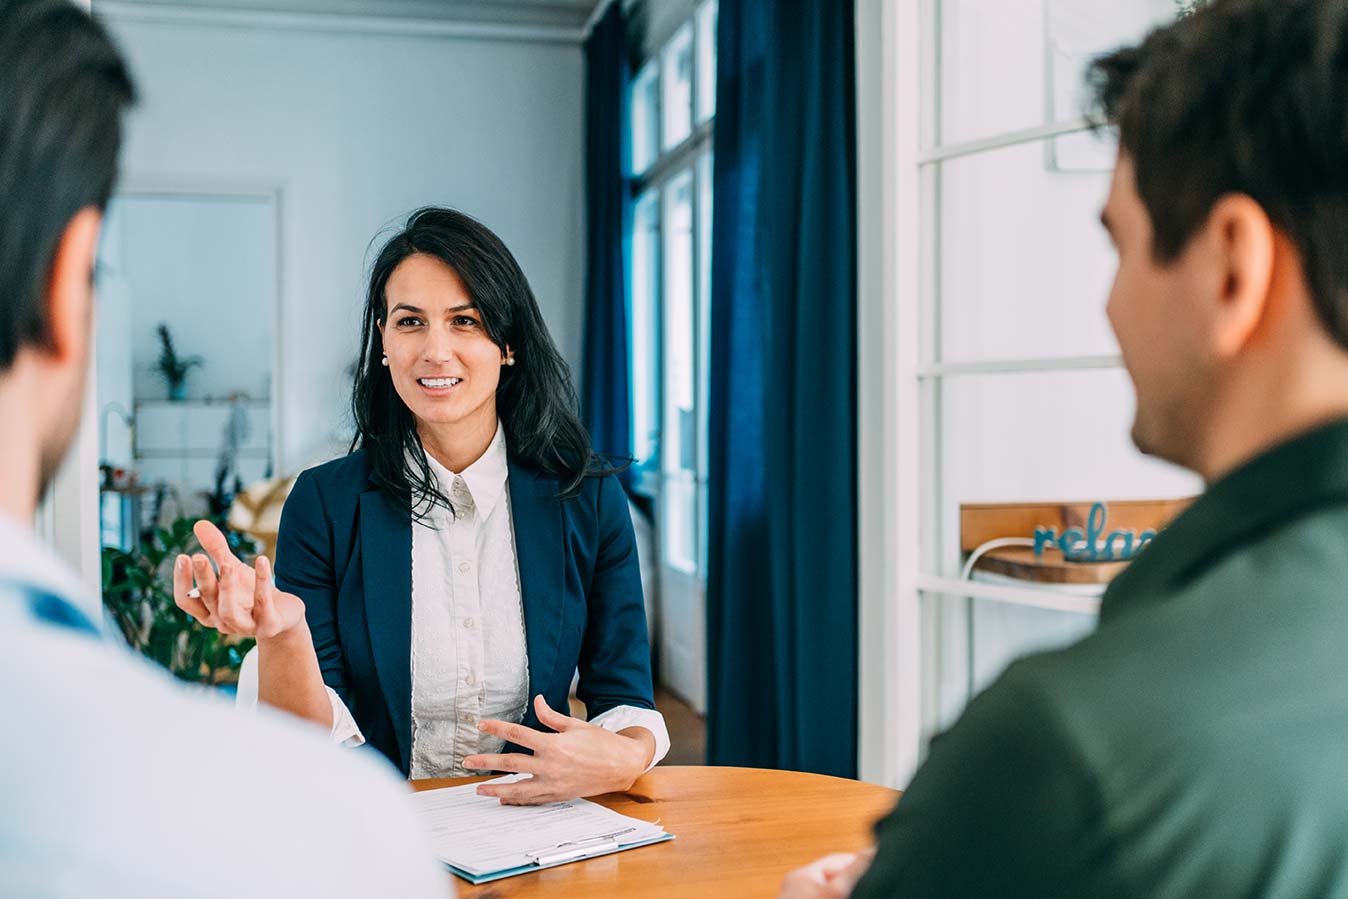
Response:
[419,378,462,389]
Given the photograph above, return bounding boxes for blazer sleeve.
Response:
[273,470,352,708]
[575,473,657,719]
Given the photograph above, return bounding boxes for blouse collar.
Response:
[419,423,509,521]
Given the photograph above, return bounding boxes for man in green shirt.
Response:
[782,1,1348,896]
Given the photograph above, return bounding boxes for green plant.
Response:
[102,516,256,685]
[153,322,203,399]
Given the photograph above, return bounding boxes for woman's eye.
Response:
[397,316,423,327]
[454,316,480,328]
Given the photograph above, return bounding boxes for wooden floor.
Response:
[570,686,706,766]
[655,687,706,766]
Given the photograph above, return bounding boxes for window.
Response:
[632,61,661,175]
[661,170,697,573]
[631,192,661,467]
[919,0,1201,740]
[661,24,694,152]
[627,0,717,712]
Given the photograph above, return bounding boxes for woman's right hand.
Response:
[173,520,306,642]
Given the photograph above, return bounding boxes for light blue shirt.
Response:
[0,513,452,898]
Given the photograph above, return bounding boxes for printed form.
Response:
[409,774,672,881]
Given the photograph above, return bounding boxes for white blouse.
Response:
[325,426,670,779]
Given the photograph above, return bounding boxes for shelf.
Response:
[135,398,269,407]
[916,574,1102,616]
[972,546,1124,585]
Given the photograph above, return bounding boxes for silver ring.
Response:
[186,588,201,599]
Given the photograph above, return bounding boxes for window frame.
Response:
[856,0,1170,788]
[626,0,716,527]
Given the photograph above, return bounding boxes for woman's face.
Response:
[378,252,509,436]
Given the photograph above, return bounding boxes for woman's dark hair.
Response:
[351,207,621,516]
[1088,0,1348,348]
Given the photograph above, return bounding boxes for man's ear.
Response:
[45,206,103,366]
[1203,193,1275,359]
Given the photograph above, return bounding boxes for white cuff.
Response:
[326,686,366,747]
[589,704,670,772]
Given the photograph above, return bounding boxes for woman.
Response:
[174,207,668,804]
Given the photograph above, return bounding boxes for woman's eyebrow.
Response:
[388,302,475,315]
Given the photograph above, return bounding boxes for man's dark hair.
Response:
[1089,0,1348,346]
[0,0,135,372]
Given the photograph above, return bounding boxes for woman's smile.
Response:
[416,375,464,396]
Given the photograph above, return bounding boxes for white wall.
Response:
[98,10,586,472]
[122,194,276,403]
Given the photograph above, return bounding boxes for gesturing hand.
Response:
[172,519,305,642]
[464,695,656,805]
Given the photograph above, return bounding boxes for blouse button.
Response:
[463,617,475,629]
[458,561,472,574]
[465,672,476,686]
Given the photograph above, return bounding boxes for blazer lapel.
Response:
[508,459,564,728]
[358,485,413,771]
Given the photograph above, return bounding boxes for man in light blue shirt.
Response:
[0,2,450,896]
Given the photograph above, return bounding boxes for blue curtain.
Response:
[706,0,859,777]
[581,3,632,466]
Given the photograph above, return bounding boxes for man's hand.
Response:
[778,849,875,899]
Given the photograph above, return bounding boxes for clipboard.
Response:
[411,774,675,884]
[443,831,676,885]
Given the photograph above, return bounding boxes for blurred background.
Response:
[35,0,1208,788]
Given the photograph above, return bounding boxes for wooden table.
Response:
[411,766,899,899]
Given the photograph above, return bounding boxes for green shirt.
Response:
[855,418,1348,898]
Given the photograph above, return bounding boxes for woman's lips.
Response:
[417,376,463,396]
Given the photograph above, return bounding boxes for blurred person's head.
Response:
[351,207,613,518]
[0,0,134,517]
[1092,0,1348,481]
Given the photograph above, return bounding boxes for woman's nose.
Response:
[422,325,461,364]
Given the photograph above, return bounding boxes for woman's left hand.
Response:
[464,695,656,804]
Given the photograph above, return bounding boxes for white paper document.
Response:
[409,774,672,881]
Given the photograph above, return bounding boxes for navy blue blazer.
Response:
[273,449,655,776]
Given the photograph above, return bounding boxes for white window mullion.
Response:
[919,117,1097,166]
[918,354,1123,378]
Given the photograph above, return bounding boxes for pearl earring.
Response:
[505,356,516,367]
[381,355,389,367]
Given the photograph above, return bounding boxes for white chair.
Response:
[628,497,657,649]
[235,644,259,708]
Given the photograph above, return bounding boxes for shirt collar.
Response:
[1102,414,1348,621]
[421,424,509,521]
[0,510,90,608]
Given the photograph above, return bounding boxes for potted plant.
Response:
[102,515,257,686]
[154,322,203,401]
